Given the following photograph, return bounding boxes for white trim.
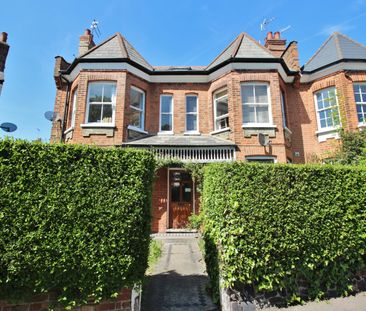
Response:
[64,127,74,134]
[185,94,199,133]
[184,131,201,135]
[358,123,366,129]
[130,85,146,131]
[80,123,116,128]
[127,125,148,134]
[353,83,366,124]
[241,82,273,126]
[213,88,229,131]
[242,124,277,129]
[316,129,340,142]
[63,62,295,84]
[85,81,116,125]
[210,127,231,135]
[159,94,174,133]
[245,155,278,163]
[71,88,78,128]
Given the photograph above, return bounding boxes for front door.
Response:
[169,170,194,229]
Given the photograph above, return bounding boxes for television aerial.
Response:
[90,19,101,37]
[0,122,17,133]
[44,111,61,122]
[260,17,275,31]
[258,133,271,147]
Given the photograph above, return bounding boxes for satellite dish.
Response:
[0,122,17,133]
[258,133,271,146]
[44,111,60,122]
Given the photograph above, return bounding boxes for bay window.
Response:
[241,83,271,125]
[314,87,340,130]
[86,82,116,124]
[353,84,366,124]
[130,86,145,130]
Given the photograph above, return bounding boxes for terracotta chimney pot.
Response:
[0,32,8,43]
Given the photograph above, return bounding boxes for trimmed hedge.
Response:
[0,139,155,307]
[202,162,366,303]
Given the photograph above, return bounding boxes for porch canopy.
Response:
[123,135,236,163]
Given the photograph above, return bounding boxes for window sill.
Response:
[358,123,366,129]
[81,123,115,128]
[242,124,277,129]
[210,128,231,135]
[316,128,340,142]
[184,131,201,136]
[158,131,174,135]
[315,128,339,135]
[127,125,148,134]
[242,124,277,138]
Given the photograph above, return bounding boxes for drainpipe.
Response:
[60,75,71,143]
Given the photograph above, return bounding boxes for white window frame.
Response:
[353,83,366,126]
[314,87,340,132]
[159,94,174,134]
[241,82,273,127]
[129,86,145,132]
[213,88,229,131]
[85,81,116,126]
[280,89,288,130]
[245,156,277,163]
[70,88,78,128]
[185,95,199,134]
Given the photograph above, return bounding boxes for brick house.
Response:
[0,32,10,96]
[51,29,366,233]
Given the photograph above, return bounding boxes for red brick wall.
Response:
[151,167,168,233]
[0,288,133,311]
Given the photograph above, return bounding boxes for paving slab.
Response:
[142,234,218,311]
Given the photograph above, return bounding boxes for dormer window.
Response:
[86,82,116,124]
[214,89,229,130]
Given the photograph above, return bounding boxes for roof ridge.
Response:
[303,33,335,68]
[231,33,244,58]
[117,33,130,58]
[78,33,119,59]
[241,32,275,58]
[206,34,241,69]
[334,33,344,60]
[119,34,153,69]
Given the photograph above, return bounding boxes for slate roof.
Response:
[303,32,366,72]
[206,32,275,70]
[123,135,236,147]
[79,33,153,70]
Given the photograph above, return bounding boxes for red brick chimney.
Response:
[265,31,286,57]
[78,29,95,56]
[0,32,10,73]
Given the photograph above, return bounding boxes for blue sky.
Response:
[1,0,366,141]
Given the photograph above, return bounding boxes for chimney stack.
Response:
[78,29,95,56]
[0,32,10,95]
[265,31,287,57]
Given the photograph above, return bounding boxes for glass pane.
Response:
[131,88,143,110]
[216,117,229,130]
[186,114,197,131]
[186,96,197,113]
[88,104,102,122]
[242,85,254,103]
[215,90,227,99]
[216,99,228,117]
[161,114,172,131]
[320,119,327,128]
[161,96,172,113]
[332,108,340,125]
[319,110,325,120]
[317,97,324,110]
[130,109,141,128]
[172,172,181,181]
[102,104,113,123]
[353,85,359,93]
[362,93,366,102]
[103,84,115,102]
[88,83,103,102]
[171,184,180,202]
[243,105,255,123]
[361,85,366,93]
[182,183,192,202]
[255,85,268,103]
[355,93,362,103]
[256,106,269,123]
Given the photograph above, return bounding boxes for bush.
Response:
[0,139,155,307]
[335,129,366,165]
[202,162,366,304]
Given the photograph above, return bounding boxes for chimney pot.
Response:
[0,32,8,43]
[266,32,273,40]
[84,29,91,35]
[78,29,95,56]
[274,31,281,39]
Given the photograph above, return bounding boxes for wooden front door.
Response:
[169,170,194,229]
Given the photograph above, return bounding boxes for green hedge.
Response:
[202,162,366,303]
[0,139,155,307]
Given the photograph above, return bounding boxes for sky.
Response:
[1,0,366,141]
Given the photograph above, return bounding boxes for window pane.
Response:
[171,184,180,202]
[88,104,102,122]
[243,105,255,123]
[215,90,227,99]
[256,106,269,123]
[242,85,254,103]
[161,114,172,131]
[103,84,115,102]
[216,117,229,130]
[161,96,172,113]
[130,109,141,128]
[353,85,360,93]
[186,114,197,131]
[320,119,327,128]
[131,88,143,110]
[182,183,192,202]
[255,85,268,103]
[88,84,103,102]
[317,98,324,110]
[216,98,228,117]
[361,85,366,93]
[362,93,366,102]
[186,96,197,113]
[102,104,113,123]
[355,93,362,103]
